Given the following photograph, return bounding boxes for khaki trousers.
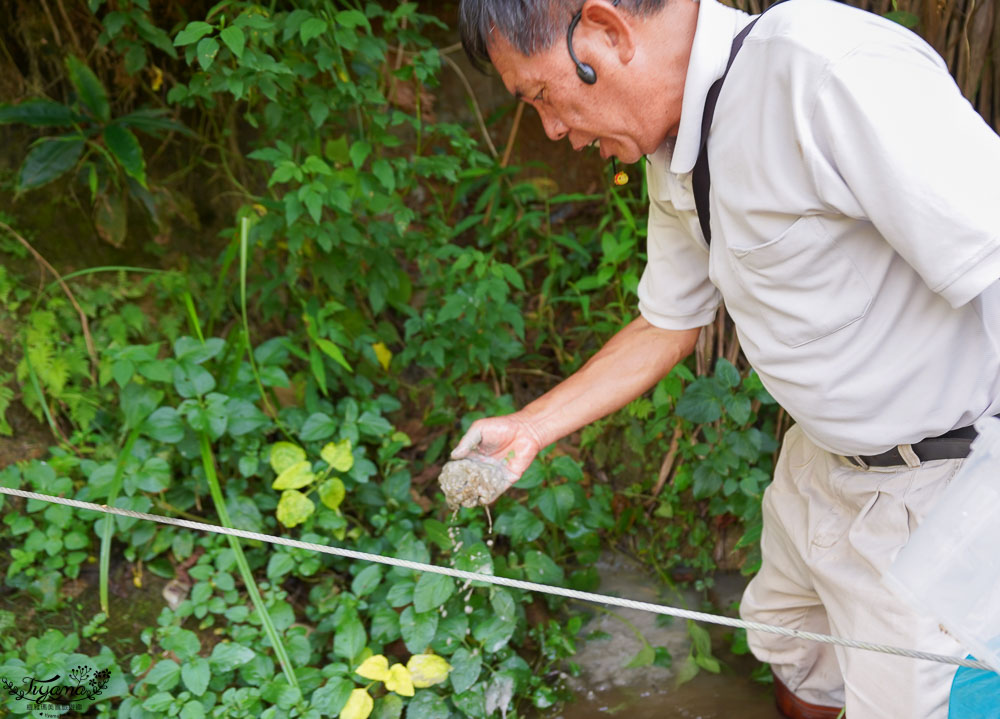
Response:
[740,425,967,718]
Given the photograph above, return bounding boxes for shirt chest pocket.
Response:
[727,216,873,347]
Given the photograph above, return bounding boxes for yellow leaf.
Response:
[355,654,389,682]
[269,441,306,474]
[318,477,346,511]
[321,438,354,472]
[272,460,316,490]
[340,688,373,719]
[372,342,392,371]
[275,489,315,528]
[406,653,452,688]
[384,663,414,697]
[150,65,163,91]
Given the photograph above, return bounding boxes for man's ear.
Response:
[577,0,637,65]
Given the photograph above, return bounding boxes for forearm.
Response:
[518,316,700,447]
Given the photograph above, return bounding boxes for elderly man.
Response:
[451,0,1000,716]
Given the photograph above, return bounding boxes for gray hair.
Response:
[459,0,667,72]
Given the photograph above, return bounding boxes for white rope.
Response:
[1,486,994,673]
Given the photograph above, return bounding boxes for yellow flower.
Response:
[384,663,414,697]
[340,688,373,719]
[355,654,389,682]
[406,653,453,688]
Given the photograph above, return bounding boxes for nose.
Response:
[537,107,569,141]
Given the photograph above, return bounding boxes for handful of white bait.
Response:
[438,458,508,509]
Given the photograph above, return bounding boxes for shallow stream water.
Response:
[548,553,781,719]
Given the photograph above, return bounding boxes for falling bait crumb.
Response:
[439,458,508,509]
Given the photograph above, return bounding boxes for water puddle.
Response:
[549,553,780,719]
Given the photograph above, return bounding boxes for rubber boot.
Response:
[773,671,844,719]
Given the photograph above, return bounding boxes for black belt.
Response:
[846,424,982,468]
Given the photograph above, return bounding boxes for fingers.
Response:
[450,425,483,459]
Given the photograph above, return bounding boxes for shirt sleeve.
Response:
[805,38,1000,308]
[638,164,721,329]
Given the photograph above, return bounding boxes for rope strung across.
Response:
[2,486,993,673]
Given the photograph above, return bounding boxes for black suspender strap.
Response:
[692,3,781,245]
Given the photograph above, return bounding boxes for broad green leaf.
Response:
[275,489,315,527]
[104,124,146,187]
[448,648,481,694]
[300,412,337,441]
[715,358,741,388]
[723,393,752,426]
[523,550,564,585]
[885,9,920,27]
[676,379,723,423]
[145,659,181,690]
[173,336,225,363]
[196,37,220,70]
[372,158,395,192]
[18,137,83,190]
[121,382,162,429]
[225,398,270,437]
[174,21,214,46]
[349,140,371,168]
[318,478,346,511]
[208,642,255,672]
[413,573,454,613]
[351,564,382,596]
[494,505,544,544]
[299,17,327,44]
[0,99,81,127]
[399,606,438,653]
[472,615,516,653]
[270,442,306,474]
[172,360,215,398]
[181,657,210,696]
[334,610,366,661]
[310,677,353,716]
[321,439,353,471]
[66,54,109,122]
[534,484,574,525]
[272,460,316,490]
[219,26,245,58]
[371,694,404,719]
[141,406,184,443]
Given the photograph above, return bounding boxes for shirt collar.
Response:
[666,0,752,175]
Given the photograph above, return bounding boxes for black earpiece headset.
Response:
[567,0,621,84]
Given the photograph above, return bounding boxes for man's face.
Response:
[487,4,691,165]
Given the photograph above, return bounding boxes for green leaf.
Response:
[357,411,392,439]
[371,694,404,719]
[66,54,110,122]
[676,379,723,423]
[413,572,455,613]
[173,360,215,398]
[315,337,352,372]
[141,406,184,443]
[225,398,270,436]
[494,505,544,544]
[121,382,162,429]
[335,9,371,30]
[333,610,366,660]
[145,659,181,690]
[624,643,655,669]
[534,484,574,525]
[18,137,84,190]
[276,489,315,528]
[299,17,328,44]
[349,140,371,168]
[174,21,214,46]
[723,393,752,426]
[351,564,382,596]
[406,691,449,719]
[196,37,220,70]
[523,550,564,585]
[372,158,395,192]
[399,606,438,653]
[318,478,346,511]
[104,124,146,187]
[174,336,225,363]
[449,648,481,694]
[884,9,920,27]
[219,26,245,58]
[270,442,306,474]
[209,642,255,672]
[472,615,516,653]
[300,412,337,441]
[321,439,353,471]
[272,460,316,490]
[0,99,81,127]
[311,677,354,716]
[162,628,201,660]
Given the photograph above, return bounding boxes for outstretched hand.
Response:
[450,414,544,490]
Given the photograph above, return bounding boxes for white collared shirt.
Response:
[638,0,1000,455]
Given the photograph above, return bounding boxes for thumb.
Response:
[450,426,483,459]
